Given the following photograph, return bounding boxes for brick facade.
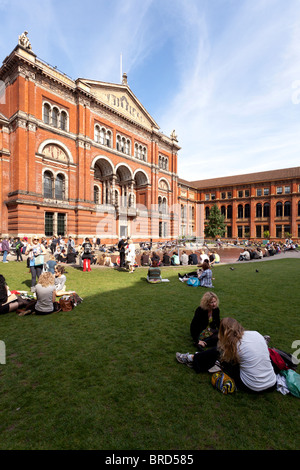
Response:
[0,39,299,243]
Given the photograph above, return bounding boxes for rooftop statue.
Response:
[18,31,32,50]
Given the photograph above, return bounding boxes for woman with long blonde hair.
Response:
[190,292,220,349]
[217,318,276,393]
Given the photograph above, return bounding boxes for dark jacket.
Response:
[188,253,198,265]
[190,306,220,347]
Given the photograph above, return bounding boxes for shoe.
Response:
[178,273,182,278]
[208,365,222,373]
[18,309,32,316]
[176,352,193,368]
[264,335,271,345]
[3,261,8,263]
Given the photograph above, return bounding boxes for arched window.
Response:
[43,103,51,124]
[227,205,232,219]
[106,130,112,147]
[52,107,59,127]
[284,201,291,217]
[94,186,100,204]
[94,125,100,143]
[55,174,65,200]
[205,206,210,219]
[100,128,105,145]
[263,203,270,218]
[221,206,226,217]
[256,203,262,218]
[116,135,121,151]
[244,204,250,218]
[162,197,167,214]
[237,204,243,218]
[298,201,300,217]
[44,171,53,198]
[276,202,283,217]
[60,111,68,131]
[158,196,162,213]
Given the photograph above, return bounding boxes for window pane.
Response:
[45,212,54,237]
[57,213,66,236]
[55,175,64,200]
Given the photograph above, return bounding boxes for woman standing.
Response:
[125,238,135,273]
[25,236,47,291]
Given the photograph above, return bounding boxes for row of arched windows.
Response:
[206,201,300,219]
[94,125,112,147]
[94,125,149,162]
[43,103,68,131]
[158,155,169,171]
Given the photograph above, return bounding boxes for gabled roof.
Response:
[188,166,300,189]
[77,77,160,132]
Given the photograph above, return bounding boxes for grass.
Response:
[0,259,299,450]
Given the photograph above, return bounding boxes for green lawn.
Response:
[0,259,299,450]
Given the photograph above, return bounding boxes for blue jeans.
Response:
[3,251,8,262]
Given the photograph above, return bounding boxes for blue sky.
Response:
[1,0,300,181]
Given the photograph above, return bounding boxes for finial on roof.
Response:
[18,31,32,50]
[122,73,128,85]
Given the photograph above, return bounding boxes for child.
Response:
[54,265,67,295]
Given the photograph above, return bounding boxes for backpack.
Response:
[187,277,200,287]
[84,243,92,254]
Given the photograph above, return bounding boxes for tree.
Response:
[204,204,226,239]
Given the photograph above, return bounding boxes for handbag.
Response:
[34,254,44,266]
[59,297,74,312]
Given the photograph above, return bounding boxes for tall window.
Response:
[52,107,59,127]
[276,202,283,217]
[44,171,53,198]
[263,203,270,217]
[284,201,291,216]
[256,203,262,218]
[57,213,66,236]
[43,103,51,124]
[45,212,54,236]
[55,174,65,200]
[237,204,243,218]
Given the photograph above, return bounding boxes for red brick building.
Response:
[0,37,182,243]
[0,34,299,243]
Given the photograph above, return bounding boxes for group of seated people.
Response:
[176,292,278,394]
[0,265,70,317]
[140,249,220,268]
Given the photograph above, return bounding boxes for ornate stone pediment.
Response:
[78,78,159,131]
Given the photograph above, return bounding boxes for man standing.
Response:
[118,236,126,268]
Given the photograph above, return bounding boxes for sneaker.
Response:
[264,335,271,345]
[176,352,193,368]
[208,360,221,373]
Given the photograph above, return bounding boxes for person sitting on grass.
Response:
[0,274,29,314]
[54,265,67,295]
[178,260,214,288]
[19,272,60,316]
[176,317,277,393]
[190,292,220,349]
[146,260,162,283]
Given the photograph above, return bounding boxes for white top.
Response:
[238,331,276,391]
